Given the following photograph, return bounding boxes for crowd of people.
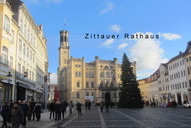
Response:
[0,99,42,128]
[1,99,109,128]
[47,100,83,121]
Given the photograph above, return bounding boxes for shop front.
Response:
[17,82,36,101]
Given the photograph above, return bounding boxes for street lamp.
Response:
[6,72,12,102]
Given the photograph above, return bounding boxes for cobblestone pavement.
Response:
[1,106,191,128]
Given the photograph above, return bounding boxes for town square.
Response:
[1,0,191,128]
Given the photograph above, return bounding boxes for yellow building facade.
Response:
[0,0,48,102]
[0,0,19,102]
[58,30,136,104]
[138,78,150,103]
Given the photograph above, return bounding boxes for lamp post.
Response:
[6,72,12,102]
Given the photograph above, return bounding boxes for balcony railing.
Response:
[99,86,118,91]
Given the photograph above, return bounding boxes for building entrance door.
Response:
[177,94,182,105]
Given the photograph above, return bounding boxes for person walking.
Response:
[100,101,104,113]
[88,101,91,110]
[61,100,67,119]
[20,100,29,127]
[49,101,55,119]
[54,101,61,121]
[29,99,36,120]
[11,101,24,128]
[69,100,73,114]
[105,102,110,112]
[1,101,10,128]
[76,101,82,116]
[63,100,68,114]
[33,101,42,121]
[85,101,88,110]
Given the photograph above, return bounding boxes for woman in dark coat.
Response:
[11,102,24,128]
[1,102,10,128]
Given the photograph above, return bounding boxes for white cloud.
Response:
[50,73,57,84]
[118,43,128,50]
[100,2,114,15]
[101,39,114,48]
[130,36,168,72]
[137,71,154,78]
[161,33,181,40]
[109,24,121,33]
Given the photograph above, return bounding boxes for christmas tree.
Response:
[118,53,144,108]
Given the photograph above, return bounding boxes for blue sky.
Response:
[22,0,191,83]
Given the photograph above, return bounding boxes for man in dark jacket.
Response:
[76,101,82,116]
[61,100,67,119]
[33,101,42,121]
[54,101,61,121]
[20,100,29,127]
[11,101,24,128]
[49,101,55,119]
[1,101,10,128]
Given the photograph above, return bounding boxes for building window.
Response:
[11,30,15,43]
[189,80,191,88]
[86,73,89,78]
[18,63,21,76]
[22,66,25,77]
[33,53,35,62]
[86,82,89,88]
[188,67,190,75]
[92,92,94,96]
[29,71,31,81]
[91,82,94,88]
[92,73,94,78]
[86,92,89,96]
[23,44,26,55]
[24,23,26,36]
[30,50,32,60]
[27,47,29,58]
[100,72,104,77]
[10,56,13,69]
[79,72,81,77]
[77,92,80,98]
[19,40,22,52]
[185,82,187,88]
[2,46,8,64]
[77,81,80,87]
[20,19,23,32]
[106,72,110,78]
[3,15,10,32]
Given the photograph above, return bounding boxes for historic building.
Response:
[138,78,150,103]
[0,0,18,102]
[0,0,48,102]
[58,30,136,104]
[139,41,191,105]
